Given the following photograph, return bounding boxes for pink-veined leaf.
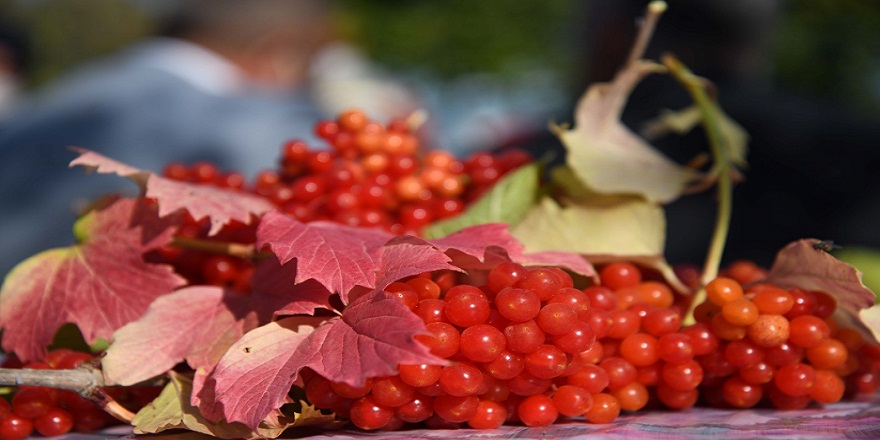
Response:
[102,286,258,386]
[256,212,394,296]
[520,250,598,283]
[200,290,443,429]
[69,147,149,185]
[276,289,443,386]
[70,148,273,235]
[249,256,334,319]
[765,239,875,316]
[196,316,324,429]
[0,198,185,361]
[146,177,272,236]
[391,223,525,270]
[373,243,460,292]
[392,223,524,260]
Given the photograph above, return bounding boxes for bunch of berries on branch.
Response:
[302,260,880,430]
[163,109,532,236]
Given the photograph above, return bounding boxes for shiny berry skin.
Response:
[705,277,743,306]
[395,396,433,424]
[466,400,507,429]
[517,394,558,427]
[433,394,479,423]
[774,363,816,397]
[494,288,541,322]
[599,262,642,290]
[552,385,593,417]
[523,344,568,379]
[397,363,442,388]
[515,269,563,301]
[459,324,506,363]
[439,363,483,396]
[444,293,490,327]
[722,376,763,408]
[11,387,54,418]
[349,396,394,430]
[584,393,620,424]
[0,414,33,440]
[33,408,74,437]
[487,262,528,294]
[552,321,596,354]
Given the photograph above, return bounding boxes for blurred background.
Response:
[0,0,878,279]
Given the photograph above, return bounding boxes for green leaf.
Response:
[423,163,541,239]
[132,373,333,439]
[510,192,688,292]
[511,195,664,258]
[641,105,749,169]
[556,60,703,204]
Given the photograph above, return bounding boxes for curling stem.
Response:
[664,54,734,323]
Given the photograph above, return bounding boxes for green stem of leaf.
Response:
[663,54,734,323]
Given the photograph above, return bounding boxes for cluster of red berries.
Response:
[155,109,531,291]
[0,350,126,440]
[298,260,880,431]
[162,109,531,236]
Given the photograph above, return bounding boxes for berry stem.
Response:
[663,54,734,323]
[0,364,136,422]
[170,236,257,260]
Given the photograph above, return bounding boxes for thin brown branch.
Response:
[0,365,103,393]
[0,364,141,423]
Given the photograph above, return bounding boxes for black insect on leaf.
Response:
[813,240,842,253]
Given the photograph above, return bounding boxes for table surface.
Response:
[51,395,880,440]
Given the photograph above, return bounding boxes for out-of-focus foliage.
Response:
[3,0,879,116]
[774,0,880,115]
[335,0,577,79]
[4,0,153,88]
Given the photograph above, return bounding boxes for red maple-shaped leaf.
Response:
[249,255,335,319]
[0,198,186,361]
[521,250,598,282]
[101,286,259,386]
[257,212,477,302]
[195,316,323,429]
[199,290,443,429]
[766,239,875,315]
[391,223,526,267]
[256,212,393,295]
[373,243,460,291]
[70,148,273,235]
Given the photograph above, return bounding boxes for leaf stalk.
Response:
[663,54,735,323]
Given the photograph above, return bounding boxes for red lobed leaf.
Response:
[391,223,525,262]
[256,212,395,297]
[196,316,323,429]
[146,178,272,236]
[102,286,259,386]
[249,255,335,319]
[0,198,186,361]
[520,250,598,282]
[200,290,443,429]
[765,239,875,315]
[69,148,273,235]
[373,243,460,292]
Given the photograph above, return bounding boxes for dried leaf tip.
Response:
[628,0,668,65]
[649,1,668,14]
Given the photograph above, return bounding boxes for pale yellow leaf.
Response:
[557,60,702,204]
